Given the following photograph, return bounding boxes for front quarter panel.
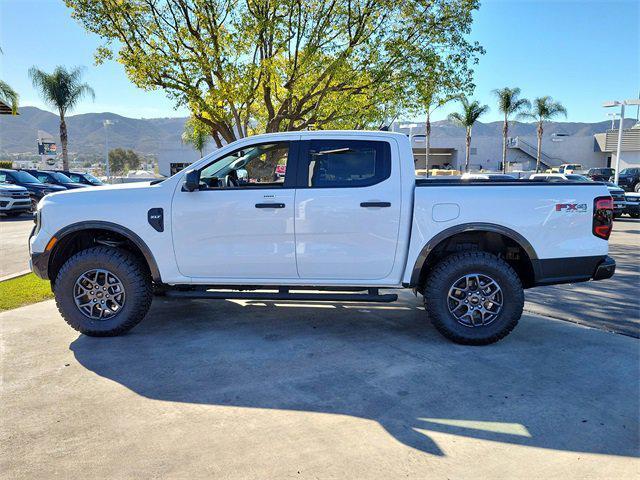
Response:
[31,180,186,284]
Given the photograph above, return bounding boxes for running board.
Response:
[164,288,398,303]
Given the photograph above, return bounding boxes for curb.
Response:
[0,270,32,283]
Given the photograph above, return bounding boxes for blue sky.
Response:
[1,0,638,122]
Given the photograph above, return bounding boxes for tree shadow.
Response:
[70,294,639,458]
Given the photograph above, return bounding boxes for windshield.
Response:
[10,170,41,183]
[620,168,639,175]
[48,172,73,183]
[83,173,102,184]
[565,174,590,182]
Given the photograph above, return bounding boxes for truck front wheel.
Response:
[423,252,524,345]
[54,246,152,336]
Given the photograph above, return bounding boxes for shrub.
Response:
[0,160,13,169]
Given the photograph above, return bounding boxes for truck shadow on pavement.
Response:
[70,294,639,458]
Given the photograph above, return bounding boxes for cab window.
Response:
[301,140,391,188]
[199,142,290,189]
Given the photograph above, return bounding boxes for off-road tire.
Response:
[54,246,152,336]
[423,252,524,345]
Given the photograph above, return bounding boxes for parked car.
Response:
[0,183,32,217]
[586,168,615,182]
[21,169,87,190]
[0,168,66,211]
[461,173,517,181]
[624,192,640,219]
[614,168,640,192]
[56,170,104,186]
[604,182,627,218]
[529,173,591,182]
[30,131,615,345]
[548,163,583,174]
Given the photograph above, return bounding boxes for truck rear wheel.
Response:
[423,252,524,345]
[54,246,152,336]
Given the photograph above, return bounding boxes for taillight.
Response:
[593,196,613,240]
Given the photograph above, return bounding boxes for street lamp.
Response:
[603,99,640,184]
[103,119,114,178]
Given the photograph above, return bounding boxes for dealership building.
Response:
[396,121,640,173]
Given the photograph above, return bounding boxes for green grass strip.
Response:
[0,273,53,312]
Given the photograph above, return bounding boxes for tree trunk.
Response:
[59,112,68,171]
[465,129,471,172]
[502,114,508,173]
[536,122,543,172]
[425,112,431,172]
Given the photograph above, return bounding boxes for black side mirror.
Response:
[183,169,201,192]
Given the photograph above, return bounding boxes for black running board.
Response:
[164,288,398,303]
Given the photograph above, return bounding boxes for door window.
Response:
[301,140,391,188]
[199,142,290,189]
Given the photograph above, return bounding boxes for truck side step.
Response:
[164,288,398,303]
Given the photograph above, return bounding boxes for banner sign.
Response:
[38,142,57,156]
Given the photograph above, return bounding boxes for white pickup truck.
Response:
[30,131,616,345]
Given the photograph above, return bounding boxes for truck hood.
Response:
[47,181,154,198]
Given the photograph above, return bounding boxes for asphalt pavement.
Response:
[1,295,638,479]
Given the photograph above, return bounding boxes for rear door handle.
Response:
[255,203,285,209]
[360,202,391,208]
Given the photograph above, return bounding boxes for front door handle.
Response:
[255,203,285,209]
[360,202,391,208]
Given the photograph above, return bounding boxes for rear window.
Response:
[302,140,391,188]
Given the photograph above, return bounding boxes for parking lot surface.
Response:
[0,216,33,278]
[1,294,638,479]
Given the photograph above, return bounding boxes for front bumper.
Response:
[30,250,51,280]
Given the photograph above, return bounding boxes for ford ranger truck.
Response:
[29,131,616,345]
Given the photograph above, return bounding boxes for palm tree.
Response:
[0,80,19,114]
[29,66,95,170]
[529,96,567,172]
[493,87,530,173]
[182,117,209,157]
[0,47,18,115]
[448,96,489,172]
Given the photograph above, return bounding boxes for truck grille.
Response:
[610,191,625,201]
[9,191,29,198]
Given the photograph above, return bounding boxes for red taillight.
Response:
[593,196,613,240]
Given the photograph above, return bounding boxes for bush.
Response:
[0,160,13,169]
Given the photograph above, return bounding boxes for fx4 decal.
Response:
[556,203,587,212]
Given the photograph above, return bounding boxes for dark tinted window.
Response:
[303,140,391,188]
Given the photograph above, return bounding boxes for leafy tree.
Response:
[527,96,567,172]
[492,87,530,173]
[109,148,141,174]
[28,66,95,170]
[182,117,210,157]
[66,0,483,144]
[448,96,489,172]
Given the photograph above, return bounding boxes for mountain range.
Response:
[0,106,636,157]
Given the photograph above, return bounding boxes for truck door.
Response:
[294,138,401,280]
[172,139,299,279]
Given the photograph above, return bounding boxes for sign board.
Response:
[38,142,58,156]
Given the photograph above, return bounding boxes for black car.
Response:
[56,170,103,186]
[624,193,640,219]
[615,168,640,192]
[21,169,87,190]
[0,168,66,210]
[586,167,615,182]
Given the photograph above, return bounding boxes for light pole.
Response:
[603,99,640,184]
[103,119,113,178]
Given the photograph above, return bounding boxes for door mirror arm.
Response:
[183,169,201,192]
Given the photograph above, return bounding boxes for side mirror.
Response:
[183,169,201,192]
